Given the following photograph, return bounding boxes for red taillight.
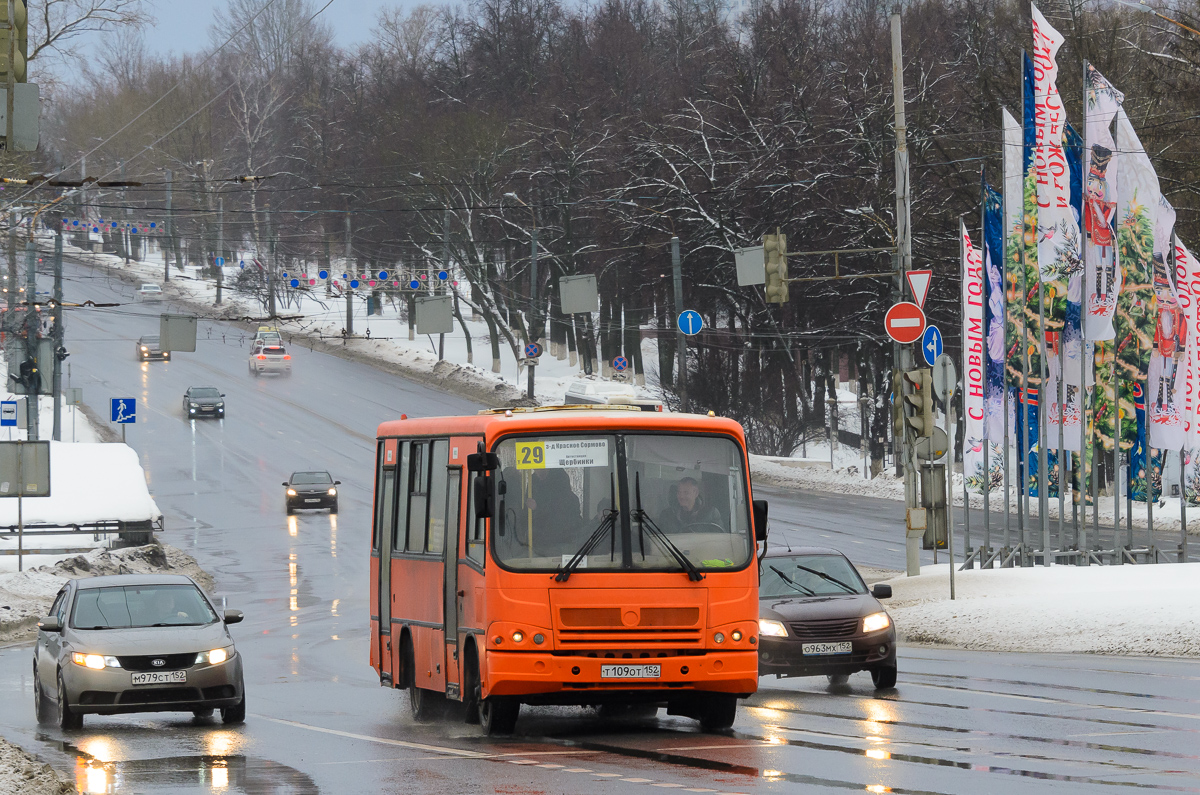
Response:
[257,354,266,360]
[283,354,291,360]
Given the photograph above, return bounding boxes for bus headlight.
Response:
[512,631,524,643]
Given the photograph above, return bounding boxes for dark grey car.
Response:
[183,386,226,419]
[33,574,246,729]
[757,547,897,689]
[284,471,339,514]
[137,335,169,362]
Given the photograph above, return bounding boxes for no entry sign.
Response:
[884,302,927,344]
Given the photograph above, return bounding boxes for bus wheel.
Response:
[406,642,441,721]
[463,648,481,725]
[480,697,519,735]
[698,694,737,732]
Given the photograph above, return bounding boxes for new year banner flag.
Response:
[983,178,1007,443]
[1084,64,1123,340]
[1032,4,1078,328]
[1176,239,1200,451]
[1045,123,1085,451]
[1095,108,1159,456]
[1002,107,1026,437]
[1148,196,1183,450]
[1022,52,1042,471]
[962,220,988,492]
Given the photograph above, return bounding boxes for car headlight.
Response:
[72,653,120,670]
[140,346,147,352]
[190,403,199,408]
[758,619,788,637]
[863,612,891,633]
[287,488,297,496]
[195,647,233,665]
[327,488,337,496]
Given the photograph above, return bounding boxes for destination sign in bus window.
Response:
[515,439,610,469]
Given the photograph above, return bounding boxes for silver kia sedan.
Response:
[33,574,246,730]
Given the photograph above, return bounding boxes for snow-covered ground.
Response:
[0,740,71,795]
[883,562,1200,657]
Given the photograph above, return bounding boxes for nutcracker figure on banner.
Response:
[1085,145,1118,312]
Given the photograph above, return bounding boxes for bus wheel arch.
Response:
[462,639,481,725]
[397,628,414,689]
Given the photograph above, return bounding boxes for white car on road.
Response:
[249,340,291,376]
[135,284,163,302]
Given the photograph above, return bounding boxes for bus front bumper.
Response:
[483,650,757,701]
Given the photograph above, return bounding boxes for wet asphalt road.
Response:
[0,259,1197,793]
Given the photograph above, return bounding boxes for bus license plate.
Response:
[131,671,187,686]
[601,664,660,679]
[801,642,852,656]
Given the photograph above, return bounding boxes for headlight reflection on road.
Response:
[863,698,897,733]
[864,748,891,760]
[866,786,893,793]
[211,762,229,789]
[75,759,111,794]
[329,514,338,558]
[287,516,298,537]
[78,738,115,762]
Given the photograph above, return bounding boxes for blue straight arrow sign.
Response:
[677,310,704,336]
[922,324,943,367]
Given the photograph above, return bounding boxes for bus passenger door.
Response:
[443,467,463,698]
[375,440,399,683]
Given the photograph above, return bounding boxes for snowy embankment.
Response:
[0,544,214,645]
[0,742,71,795]
[883,562,1200,657]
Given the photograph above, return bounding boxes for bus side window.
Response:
[467,474,485,564]
[406,443,428,553]
[426,441,450,553]
[445,469,462,561]
[375,461,397,554]
[391,442,410,551]
[371,442,386,552]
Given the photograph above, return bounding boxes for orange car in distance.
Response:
[368,405,768,734]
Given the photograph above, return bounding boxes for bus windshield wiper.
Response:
[792,564,857,594]
[769,565,815,596]
[632,473,704,582]
[554,475,618,583]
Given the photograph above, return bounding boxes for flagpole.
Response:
[1080,59,1091,564]
[980,170,990,568]
[1113,117,1122,563]
[1020,54,1031,567]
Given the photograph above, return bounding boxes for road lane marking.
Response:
[249,714,490,757]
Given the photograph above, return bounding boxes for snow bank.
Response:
[0,740,72,795]
[0,543,214,644]
[0,442,161,527]
[883,562,1200,657]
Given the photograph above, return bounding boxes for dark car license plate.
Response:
[802,642,853,655]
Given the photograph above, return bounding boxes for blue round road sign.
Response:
[214,256,225,266]
[677,310,704,336]
[612,356,629,372]
[922,324,943,367]
[525,342,542,359]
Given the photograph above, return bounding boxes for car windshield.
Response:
[141,337,159,345]
[140,285,161,291]
[292,472,332,485]
[71,584,218,629]
[760,555,867,598]
[190,388,220,399]
[492,433,751,573]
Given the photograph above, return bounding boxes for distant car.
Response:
[32,573,246,730]
[183,386,225,419]
[136,284,163,302]
[284,471,339,514]
[254,326,282,346]
[757,546,897,689]
[136,335,169,362]
[249,340,291,376]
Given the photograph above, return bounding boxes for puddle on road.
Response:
[41,735,319,794]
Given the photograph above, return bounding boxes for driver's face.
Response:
[677,482,699,510]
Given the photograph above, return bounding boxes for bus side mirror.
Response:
[467,452,500,473]
[753,499,769,542]
[474,474,494,519]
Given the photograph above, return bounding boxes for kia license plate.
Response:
[601,664,661,679]
[801,642,852,656]
[131,671,187,685]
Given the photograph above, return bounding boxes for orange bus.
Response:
[368,405,767,733]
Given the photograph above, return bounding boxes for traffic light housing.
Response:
[17,358,37,394]
[764,231,788,303]
[901,368,934,438]
[0,0,27,84]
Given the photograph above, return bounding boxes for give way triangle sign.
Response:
[906,269,932,310]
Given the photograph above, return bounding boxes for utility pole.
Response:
[52,230,62,441]
[120,160,130,264]
[4,0,14,155]
[440,208,450,361]
[24,237,37,441]
[164,169,172,282]
[671,236,688,413]
[216,196,224,305]
[528,219,538,399]
[344,212,352,336]
[6,209,14,311]
[79,154,87,249]
[266,205,276,319]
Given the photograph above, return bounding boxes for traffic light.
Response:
[0,0,27,84]
[17,358,37,394]
[55,346,68,361]
[763,230,788,303]
[901,368,934,438]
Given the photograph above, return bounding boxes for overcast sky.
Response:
[139,0,401,56]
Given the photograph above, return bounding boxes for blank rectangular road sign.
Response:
[416,295,453,335]
[0,441,51,497]
[735,246,766,286]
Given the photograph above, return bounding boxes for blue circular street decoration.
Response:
[921,324,943,367]
[290,279,300,288]
[111,222,118,228]
[409,279,420,290]
[150,222,157,228]
[676,309,704,336]
[214,257,225,266]
[613,356,629,372]
[281,272,288,278]
[378,270,388,280]
[318,270,328,279]
[350,279,360,289]
[131,227,138,234]
[342,273,348,280]
[525,342,542,359]
[93,227,99,233]
[437,270,449,281]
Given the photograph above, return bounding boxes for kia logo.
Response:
[151,659,165,667]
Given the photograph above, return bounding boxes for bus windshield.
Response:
[492,433,752,574]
